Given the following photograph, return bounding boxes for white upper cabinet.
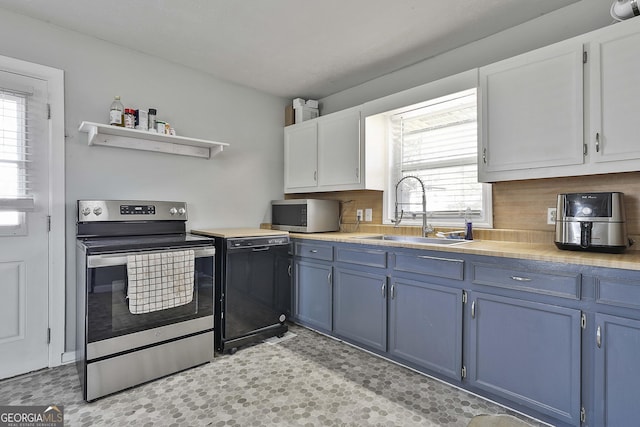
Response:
[479,17,640,182]
[284,120,318,191]
[317,108,361,188]
[587,19,640,166]
[478,40,585,182]
[284,106,384,193]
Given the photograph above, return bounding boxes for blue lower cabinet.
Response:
[275,252,292,318]
[293,259,332,332]
[467,291,582,425]
[388,278,463,381]
[594,313,640,427]
[333,267,387,352]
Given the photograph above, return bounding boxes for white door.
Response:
[0,70,50,378]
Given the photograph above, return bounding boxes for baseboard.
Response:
[61,351,76,364]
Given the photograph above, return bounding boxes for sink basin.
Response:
[354,235,471,245]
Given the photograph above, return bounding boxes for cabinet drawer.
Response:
[335,247,386,268]
[392,252,464,281]
[472,263,580,299]
[294,242,333,261]
[596,276,640,310]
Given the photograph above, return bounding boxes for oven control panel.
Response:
[120,204,156,215]
[77,200,188,222]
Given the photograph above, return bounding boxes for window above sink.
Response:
[363,71,493,229]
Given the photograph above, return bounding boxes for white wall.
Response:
[320,0,614,114]
[0,9,288,351]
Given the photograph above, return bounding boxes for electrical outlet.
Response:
[547,207,557,225]
[356,209,363,221]
[364,208,373,222]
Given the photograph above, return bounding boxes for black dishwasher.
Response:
[215,234,291,353]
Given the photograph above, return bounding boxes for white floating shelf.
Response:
[78,121,229,159]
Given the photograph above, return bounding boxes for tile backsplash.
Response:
[492,172,639,234]
[286,171,640,239]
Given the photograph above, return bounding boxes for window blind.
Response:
[0,83,44,225]
[390,88,483,219]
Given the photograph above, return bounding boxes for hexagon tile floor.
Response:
[0,325,544,426]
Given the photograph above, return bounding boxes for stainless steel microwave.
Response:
[271,199,340,233]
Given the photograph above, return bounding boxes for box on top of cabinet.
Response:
[285,105,295,126]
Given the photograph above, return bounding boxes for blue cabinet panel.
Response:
[295,241,334,261]
[472,262,581,300]
[333,267,387,351]
[294,259,332,331]
[335,246,387,268]
[275,251,292,318]
[594,313,640,427]
[392,252,464,280]
[596,276,640,310]
[388,278,463,381]
[468,292,581,425]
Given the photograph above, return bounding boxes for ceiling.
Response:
[0,0,579,99]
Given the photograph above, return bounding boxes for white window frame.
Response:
[0,54,65,368]
[362,70,492,229]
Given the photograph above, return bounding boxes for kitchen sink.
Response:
[353,235,471,245]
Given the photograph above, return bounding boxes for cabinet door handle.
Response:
[309,249,318,253]
[327,272,332,285]
[418,255,464,263]
[390,284,395,299]
[471,301,476,319]
[381,282,386,298]
[355,167,359,178]
[596,325,602,348]
[482,147,487,164]
[510,276,532,282]
[313,170,317,181]
[595,132,600,153]
[287,264,292,277]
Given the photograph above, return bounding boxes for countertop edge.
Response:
[290,232,640,271]
[191,228,290,239]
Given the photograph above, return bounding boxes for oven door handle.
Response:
[87,246,215,268]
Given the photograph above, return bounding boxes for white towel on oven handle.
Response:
[126,249,195,315]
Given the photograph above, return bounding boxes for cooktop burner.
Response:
[78,233,214,254]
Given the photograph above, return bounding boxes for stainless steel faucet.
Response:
[392,175,433,237]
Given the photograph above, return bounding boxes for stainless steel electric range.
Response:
[75,200,215,401]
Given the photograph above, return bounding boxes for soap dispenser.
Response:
[464,207,473,240]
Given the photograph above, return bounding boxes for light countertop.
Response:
[191,228,289,239]
[290,232,640,271]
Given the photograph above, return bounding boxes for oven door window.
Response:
[86,256,213,343]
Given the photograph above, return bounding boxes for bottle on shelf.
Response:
[148,108,157,132]
[109,96,124,127]
[124,108,136,129]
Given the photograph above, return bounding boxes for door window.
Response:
[0,86,38,235]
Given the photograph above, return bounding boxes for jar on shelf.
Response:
[148,108,157,132]
[124,109,136,129]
